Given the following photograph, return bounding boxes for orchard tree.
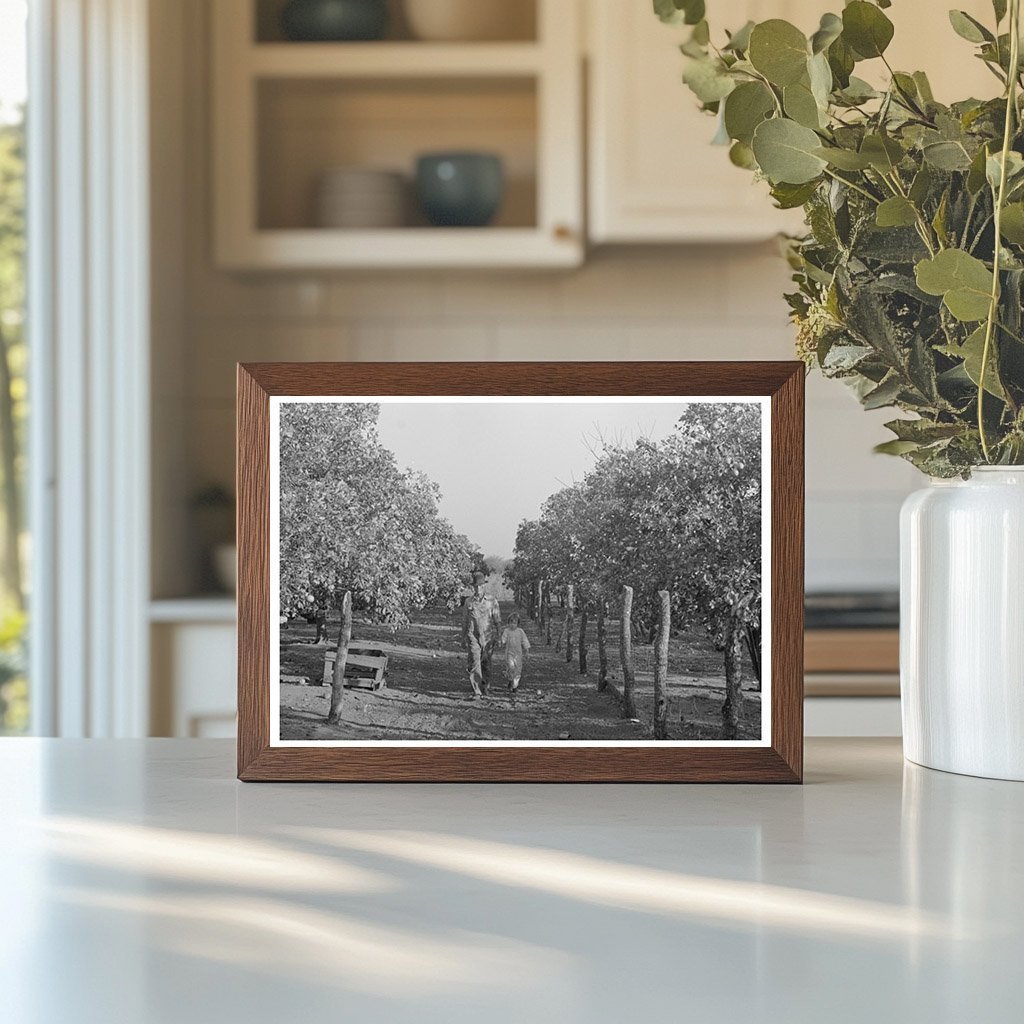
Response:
[508,402,762,736]
[279,402,477,627]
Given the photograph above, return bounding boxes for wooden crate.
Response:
[323,646,388,691]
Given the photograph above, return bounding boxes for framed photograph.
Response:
[237,362,804,782]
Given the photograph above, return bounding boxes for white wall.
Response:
[155,0,921,599]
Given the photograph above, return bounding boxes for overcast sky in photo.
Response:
[374,401,695,558]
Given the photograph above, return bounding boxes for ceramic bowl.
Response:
[316,168,407,228]
[415,152,504,228]
[281,0,388,42]
[403,0,534,42]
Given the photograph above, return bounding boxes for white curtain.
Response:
[28,0,150,736]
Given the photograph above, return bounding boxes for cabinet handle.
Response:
[553,224,574,241]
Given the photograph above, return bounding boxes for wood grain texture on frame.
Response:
[237,362,804,783]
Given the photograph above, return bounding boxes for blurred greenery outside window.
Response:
[0,0,28,733]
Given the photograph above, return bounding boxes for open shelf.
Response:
[219,227,578,269]
[254,0,538,44]
[249,41,544,77]
[257,76,538,232]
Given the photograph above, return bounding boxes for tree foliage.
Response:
[661,0,1024,475]
[505,404,762,641]
[279,403,478,626]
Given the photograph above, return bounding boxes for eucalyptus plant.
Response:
[657,0,1024,475]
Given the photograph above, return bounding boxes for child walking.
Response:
[500,613,531,692]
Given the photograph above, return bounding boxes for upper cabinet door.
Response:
[587,0,808,244]
[587,0,996,245]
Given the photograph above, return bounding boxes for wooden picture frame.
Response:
[237,362,804,782]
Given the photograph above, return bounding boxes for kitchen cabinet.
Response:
[150,600,237,737]
[586,0,998,244]
[587,0,813,243]
[211,0,583,269]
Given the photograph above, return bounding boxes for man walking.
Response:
[462,570,502,697]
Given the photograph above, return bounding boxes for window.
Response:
[0,0,28,734]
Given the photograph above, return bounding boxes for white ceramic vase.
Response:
[900,467,1024,780]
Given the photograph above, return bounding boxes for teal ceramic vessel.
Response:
[281,0,388,42]
[415,152,505,227]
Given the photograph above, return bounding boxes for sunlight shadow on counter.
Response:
[290,826,969,943]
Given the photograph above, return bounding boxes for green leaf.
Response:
[885,418,964,443]
[828,36,856,88]
[680,36,708,59]
[842,1,895,59]
[915,249,994,322]
[751,118,828,184]
[784,80,824,129]
[993,0,1008,24]
[913,71,935,104]
[810,12,843,54]
[948,10,994,44]
[724,20,755,53]
[967,144,991,193]
[923,140,972,171]
[861,133,904,173]
[808,51,833,109]
[836,76,879,105]
[771,180,820,209]
[892,72,923,111]
[748,20,809,86]
[862,374,903,409]
[986,150,1024,191]
[1001,203,1024,245]
[940,325,1006,398]
[682,57,736,104]
[876,197,918,228]
[814,146,872,170]
[723,81,775,144]
[684,2,705,27]
[729,140,757,170]
[909,164,933,205]
[653,0,705,26]
[875,439,922,455]
[932,190,950,246]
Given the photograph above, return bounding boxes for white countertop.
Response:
[0,738,1020,1023]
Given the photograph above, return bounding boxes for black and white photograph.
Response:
[271,397,769,746]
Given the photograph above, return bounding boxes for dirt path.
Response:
[279,603,760,742]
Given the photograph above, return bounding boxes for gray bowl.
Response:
[281,0,388,42]
[415,152,505,228]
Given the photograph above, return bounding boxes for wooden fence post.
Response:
[578,602,588,674]
[565,584,575,663]
[620,585,637,719]
[653,589,671,740]
[596,601,608,691]
[722,604,744,740]
[327,590,352,725]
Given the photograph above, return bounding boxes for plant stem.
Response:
[822,167,880,205]
[979,0,1021,462]
[884,170,939,254]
